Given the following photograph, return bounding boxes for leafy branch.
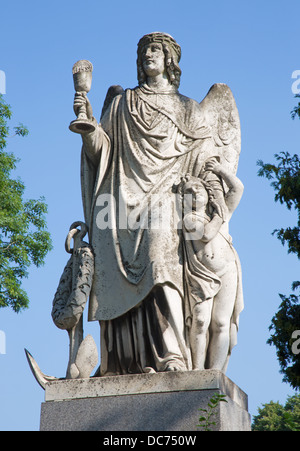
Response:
[197,393,228,431]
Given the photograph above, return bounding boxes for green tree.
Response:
[267,291,300,390]
[291,93,300,120]
[257,96,300,390]
[0,94,52,312]
[252,393,300,431]
[257,152,300,259]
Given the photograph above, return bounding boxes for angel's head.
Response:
[137,32,182,89]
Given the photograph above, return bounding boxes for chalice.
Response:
[69,60,96,134]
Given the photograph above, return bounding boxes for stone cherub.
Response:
[180,159,244,373]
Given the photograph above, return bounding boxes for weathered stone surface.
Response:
[76,32,244,376]
[40,370,251,431]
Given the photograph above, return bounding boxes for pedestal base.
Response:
[40,370,251,431]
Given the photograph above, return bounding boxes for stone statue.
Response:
[179,160,243,373]
[73,32,243,376]
[26,222,98,387]
[26,32,244,384]
[51,221,97,379]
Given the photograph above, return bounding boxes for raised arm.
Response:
[201,214,224,243]
[204,160,244,215]
[73,92,106,166]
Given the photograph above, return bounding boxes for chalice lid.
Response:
[72,60,93,75]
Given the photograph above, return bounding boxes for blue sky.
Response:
[1,0,300,431]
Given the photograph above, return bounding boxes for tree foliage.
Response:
[0,94,52,312]
[257,97,300,390]
[291,94,300,120]
[252,393,300,431]
[257,152,300,258]
[267,292,300,390]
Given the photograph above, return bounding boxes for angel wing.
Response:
[199,83,241,174]
[100,84,124,119]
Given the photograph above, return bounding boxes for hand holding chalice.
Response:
[69,60,96,134]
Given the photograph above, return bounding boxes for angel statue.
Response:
[70,32,244,376]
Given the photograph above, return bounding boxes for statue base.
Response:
[40,369,251,431]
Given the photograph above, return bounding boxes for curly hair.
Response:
[137,34,182,89]
[179,174,227,220]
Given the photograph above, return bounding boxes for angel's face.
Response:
[183,181,208,210]
[142,43,166,78]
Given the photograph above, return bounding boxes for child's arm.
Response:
[201,214,223,243]
[204,160,244,215]
[183,212,205,241]
[183,212,223,243]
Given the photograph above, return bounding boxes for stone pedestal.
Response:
[40,370,251,431]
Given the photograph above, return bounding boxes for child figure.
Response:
[181,159,244,372]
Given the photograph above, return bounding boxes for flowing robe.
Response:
[81,84,217,374]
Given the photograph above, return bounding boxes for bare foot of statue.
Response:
[165,362,182,372]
